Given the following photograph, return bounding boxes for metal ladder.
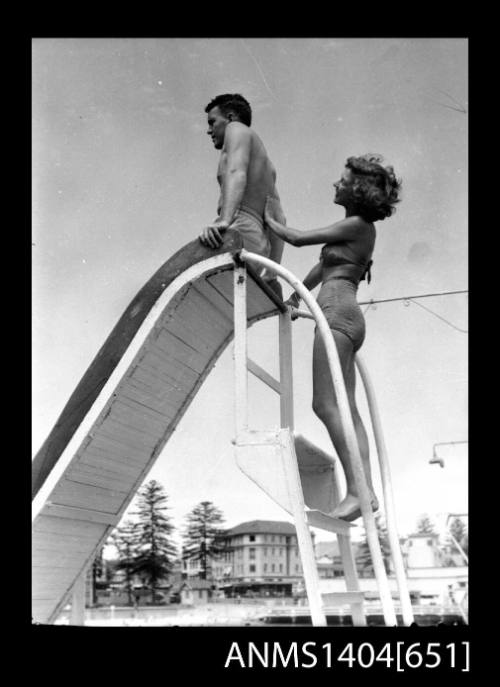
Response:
[232,251,414,627]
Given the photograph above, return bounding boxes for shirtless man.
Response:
[198,93,285,282]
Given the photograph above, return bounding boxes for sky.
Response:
[32,38,468,547]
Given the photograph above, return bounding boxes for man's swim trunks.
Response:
[316,275,366,352]
[231,205,271,256]
[228,203,284,299]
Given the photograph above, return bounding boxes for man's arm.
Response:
[218,123,252,226]
[199,123,251,248]
[266,188,285,266]
[269,230,284,266]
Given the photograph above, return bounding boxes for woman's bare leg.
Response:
[311,328,378,520]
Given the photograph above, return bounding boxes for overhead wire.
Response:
[359,289,467,306]
[362,289,468,333]
[407,299,468,334]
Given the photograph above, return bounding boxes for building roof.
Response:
[226,520,296,536]
[315,541,341,558]
[317,556,335,566]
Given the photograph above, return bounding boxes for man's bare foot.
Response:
[330,492,379,522]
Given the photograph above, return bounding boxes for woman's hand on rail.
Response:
[284,293,301,320]
[285,292,300,308]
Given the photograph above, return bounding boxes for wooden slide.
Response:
[32,230,286,624]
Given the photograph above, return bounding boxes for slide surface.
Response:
[32,230,285,623]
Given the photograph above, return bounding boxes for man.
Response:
[199,93,285,286]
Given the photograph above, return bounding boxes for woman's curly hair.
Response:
[344,154,402,221]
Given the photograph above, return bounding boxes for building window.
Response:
[280,547,284,555]
[295,564,300,572]
[264,563,267,572]
[249,565,256,573]
[427,540,433,546]
[272,548,275,555]
[279,564,283,572]
[249,535,255,542]
[272,564,275,572]
[249,547,256,559]
[263,547,268,556]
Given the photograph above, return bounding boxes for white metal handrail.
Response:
[290,306,414,625]
[354,356,414,625]
[239,249,397,626]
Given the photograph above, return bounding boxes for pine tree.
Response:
[355,513,392,576]
[108,520,141,605]
[416,513,436,534]
[447,517,468,560]
[132,480,177,604]
[182,501,227,580]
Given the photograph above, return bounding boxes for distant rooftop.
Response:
[315,540,341,558]
[226,520,296,536]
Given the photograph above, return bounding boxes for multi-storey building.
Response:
[216,520,308,597]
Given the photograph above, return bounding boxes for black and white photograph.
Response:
[31,36,468,670]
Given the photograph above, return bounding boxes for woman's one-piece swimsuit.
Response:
[316,244,372,352]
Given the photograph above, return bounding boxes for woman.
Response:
[264,154,402,521]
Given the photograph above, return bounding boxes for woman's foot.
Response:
[330,492,379,522]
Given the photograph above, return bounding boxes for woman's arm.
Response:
[286,261,323,308]
[265,197,361,247]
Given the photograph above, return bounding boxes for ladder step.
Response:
[294,433,339,514]
[306,509,356,534]
[322,591,365,606]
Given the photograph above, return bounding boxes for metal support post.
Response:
[277,308,326,626]
[332,477,367,626]
[240,250,397,626]
[279,431,327,626]
[233,265,248,436]
[355,355,414,626]
[70,570,86,626]
[279,309,294,430]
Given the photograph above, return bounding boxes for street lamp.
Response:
[430,440,468,468]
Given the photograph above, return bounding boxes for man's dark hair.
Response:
[205,94,252,126]
[344,154,402,222]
